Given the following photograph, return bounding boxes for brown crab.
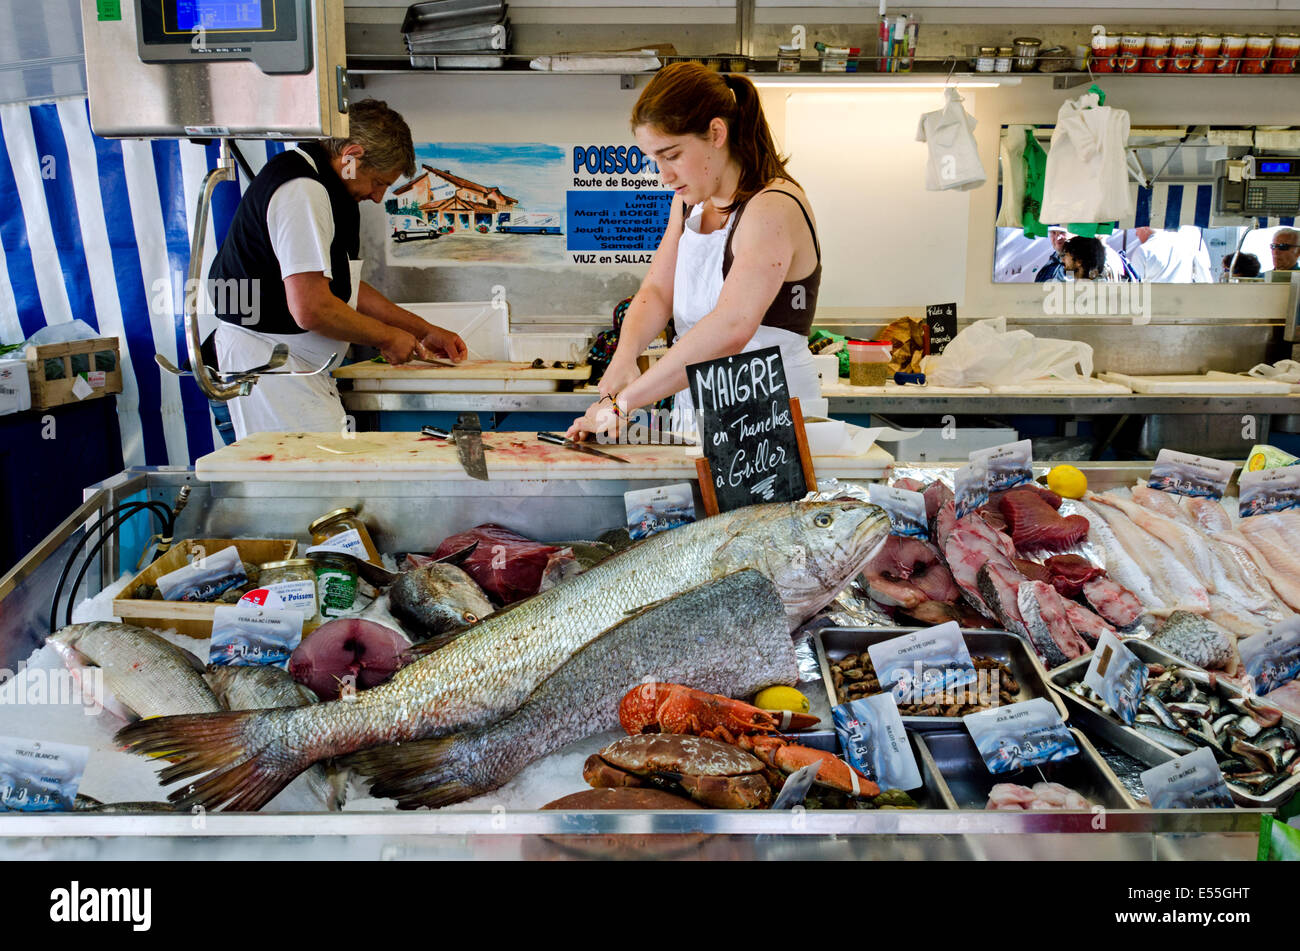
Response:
[583,734,773,809]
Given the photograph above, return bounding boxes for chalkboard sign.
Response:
[926,302,957,355]
[687,346,808,513]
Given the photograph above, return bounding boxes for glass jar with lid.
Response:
[975,46,998,73]
[777,44,801,73]
[309,507,382,567]
[259,559,322,627]
[994,47,1013,73]
[1012,37,1041,71]
[311,553,358,621]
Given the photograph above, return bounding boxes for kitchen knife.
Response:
[421,416,490,480]
[537,431,632,464]
[451,413,489,481]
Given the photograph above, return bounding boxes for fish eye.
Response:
[814,513,832,527]
[464,613,479,623]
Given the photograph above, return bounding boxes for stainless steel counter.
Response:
[0,464,1276,860]
[342,390,1300,416]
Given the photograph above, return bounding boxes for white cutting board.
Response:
[402,301,507,361]
[334,359,589,380]
[1206,370,1300,394]
[986,378,1132,395]
[349,379,561,393]
[821,381,992,397]
[196,432,894,482]
[1098,371,1292,395]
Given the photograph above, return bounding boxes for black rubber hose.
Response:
[64,504,175,628]
[49,501,173,634]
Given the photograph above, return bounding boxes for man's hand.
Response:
[380,328,422,365]
[421,325,468,363]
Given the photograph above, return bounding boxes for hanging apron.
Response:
[214,259,363,440]
[670,204,820,432]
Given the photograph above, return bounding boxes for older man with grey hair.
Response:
[1271,228,1300,272]
[207,99,466,440]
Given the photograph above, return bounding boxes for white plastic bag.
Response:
[921,318,1094,387]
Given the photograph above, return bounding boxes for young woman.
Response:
[566,63,822,440]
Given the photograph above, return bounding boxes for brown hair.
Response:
[327,98,416,179]
[631,63,796,214]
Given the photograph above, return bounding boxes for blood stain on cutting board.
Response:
[254,454,274,461]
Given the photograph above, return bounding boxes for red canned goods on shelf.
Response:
[1141,33,1170,72]
[1241,34,1274,74]
[1091,32,1119,72]
[1168,33,1198,72]
[1270,34,1300,74]
[1191,33,1220,74]
[1215,33,1247,73]
[1117,31,1145,72]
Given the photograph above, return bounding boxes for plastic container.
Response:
[1241,34,1273,74]
[777,44,801,72]
[847,340,893,387]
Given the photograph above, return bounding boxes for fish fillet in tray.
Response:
[814,627,1067,732]
[1048,640,1300,808]
[915,728,1137,811]
[794,730,953,810]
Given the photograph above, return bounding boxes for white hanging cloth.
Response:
[916,87,986,192]
[1039,91,1131,224]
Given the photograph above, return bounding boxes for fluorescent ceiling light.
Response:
[750,79,1018,89]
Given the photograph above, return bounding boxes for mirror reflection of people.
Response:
[1060,235,1105,280]
[1034,226,1069,282]
[565,63,822,441]
[1132,225,1212,282]
[1271,228,1300,271]
[1221,251,1262,281]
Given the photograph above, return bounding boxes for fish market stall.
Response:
[0,461,1284,860]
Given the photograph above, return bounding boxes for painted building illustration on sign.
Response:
[389,165,524,236]
[382,142,669,267]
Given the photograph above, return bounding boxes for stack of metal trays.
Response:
[1049,640,1300,809]
[814,627,1067,731]
[402,0,511,68]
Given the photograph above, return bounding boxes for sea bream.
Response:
[348,570,797,808]
[115,500,891,811]
[49,622,220,720]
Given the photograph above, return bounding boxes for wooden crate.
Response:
[113,538,298,638]
[26,337,123,410]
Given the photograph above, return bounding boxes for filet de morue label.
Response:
[687,346,805,513]
[925,302,957,355]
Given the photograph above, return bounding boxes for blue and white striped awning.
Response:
[0,96,286,466]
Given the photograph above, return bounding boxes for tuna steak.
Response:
[1000,490,1090,553]
[348,570,796,808]
[116,500,890,811]
[1044,554,1105,597]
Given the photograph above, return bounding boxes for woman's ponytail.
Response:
[632,63,797,213]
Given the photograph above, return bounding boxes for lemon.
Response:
[754,686,810,713]
[1047,464,1088,500]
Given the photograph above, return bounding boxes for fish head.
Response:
[713,500,890,625]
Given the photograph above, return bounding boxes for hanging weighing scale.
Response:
[79,0,351,400]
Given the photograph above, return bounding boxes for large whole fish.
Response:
[116,500,890,811]
[349,569,797,808]
[49,622,220,720]
[203,665,349,811]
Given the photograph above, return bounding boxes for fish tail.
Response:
[114,708,313,812]
[347,737,488,809]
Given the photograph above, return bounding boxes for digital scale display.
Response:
[1260,160,1295,176]
[175,1,264,32]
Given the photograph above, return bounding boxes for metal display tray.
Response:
[814,627,1068,732]
[795,731,952,811]
[1048,640,1300,809]
[916,728,1137,812]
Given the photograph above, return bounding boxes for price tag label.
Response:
[925,302,957,355]
[1141,748,1234,809]
[1148,449,1233,500]
[832,693,923,791]
[964,698,1079,774]
[1083,632,1147,725]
